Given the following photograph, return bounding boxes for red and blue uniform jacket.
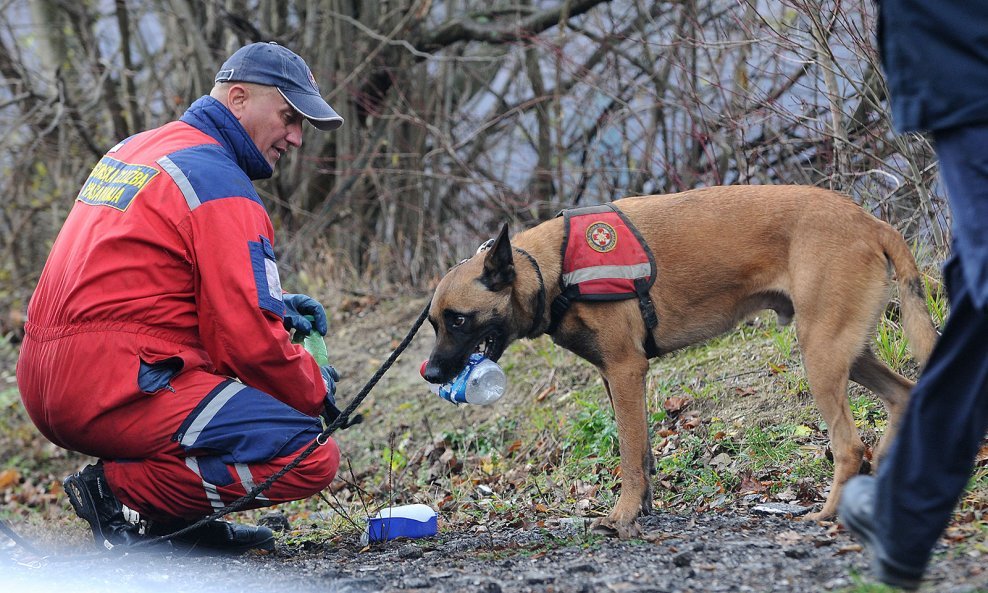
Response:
[21,96,327,449]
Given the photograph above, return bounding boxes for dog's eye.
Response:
[451,315,466,328]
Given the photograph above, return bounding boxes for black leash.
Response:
[3,299,433,558]
[0,518,45,558]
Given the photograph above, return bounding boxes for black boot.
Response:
[148,519,275,554]
[63,462,145,550]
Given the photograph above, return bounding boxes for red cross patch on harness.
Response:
[587,222,617,253]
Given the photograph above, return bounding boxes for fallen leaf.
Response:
[792,425,813,437]
[49,480,64,496]
[681,416,702,430]
[663,396,690,413]
[0,469,20,490]
[775,530,804,546]
[535,384,556,402]
[739,473,767,494]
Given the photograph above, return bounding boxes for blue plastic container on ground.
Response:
[362,504,438,544]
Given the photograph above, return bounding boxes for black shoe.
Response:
[838,476,924,591]
[63,462,144,550]
[149,519,275,554]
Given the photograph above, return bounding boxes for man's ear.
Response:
[481,223,515,291]
[225,84,249,120]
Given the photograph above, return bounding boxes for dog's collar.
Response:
[513,247,547,339]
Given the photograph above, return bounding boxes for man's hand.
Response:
[321,364,339,401]
[283,293,328,336]
[320,364,361,429]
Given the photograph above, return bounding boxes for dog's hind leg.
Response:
[850,348,915,466]
[592,355,651,539]
[792,246,896,520]
[797,325,866,521]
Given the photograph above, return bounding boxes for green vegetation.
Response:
[3,276,984,564]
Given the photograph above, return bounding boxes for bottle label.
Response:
[437,353,484,404]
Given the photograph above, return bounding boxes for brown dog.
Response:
[423,185,938,538]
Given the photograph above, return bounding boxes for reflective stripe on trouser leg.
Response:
[185,456,225,512]
[235,463,269,503]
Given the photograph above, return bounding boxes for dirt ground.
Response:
[5,509,988,592]
[4,295,988,592]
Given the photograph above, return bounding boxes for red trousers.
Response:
[18,330,340,521]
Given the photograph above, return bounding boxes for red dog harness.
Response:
[550,204,661,357]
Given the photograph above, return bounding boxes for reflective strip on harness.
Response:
[562,262,654,286]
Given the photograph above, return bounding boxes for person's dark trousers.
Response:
[873,123,988,570]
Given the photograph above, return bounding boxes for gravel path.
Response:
[6,510,987,592]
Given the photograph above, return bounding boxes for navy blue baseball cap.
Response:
[215,42,344,131]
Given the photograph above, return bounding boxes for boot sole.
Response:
[151,521,276,555]
[63,473,113,549]
[174,535,275,555]
[840,483,922,591]
[163,528,276,555]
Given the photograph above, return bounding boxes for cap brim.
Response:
[278,88,344,131]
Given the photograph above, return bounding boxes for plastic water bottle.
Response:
[361,504,438,545]
[301,331,329,366]
[420,353,506,405]
[292,315,329,366]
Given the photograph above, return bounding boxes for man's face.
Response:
[236,85,305,168]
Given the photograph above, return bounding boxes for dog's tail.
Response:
[880,225,939,367]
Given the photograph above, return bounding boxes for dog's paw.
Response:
[591,517,641,539]
[802,509,835,522]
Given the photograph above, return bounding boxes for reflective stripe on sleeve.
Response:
[157,155,202,210]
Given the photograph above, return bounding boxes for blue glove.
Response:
[283,293,328,336]
[320,364,360,429]
[319,365,362,429]
[321,365,340,402]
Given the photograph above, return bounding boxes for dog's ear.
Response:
[480,223,515,292]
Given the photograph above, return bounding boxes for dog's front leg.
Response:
[592,356,651,539]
